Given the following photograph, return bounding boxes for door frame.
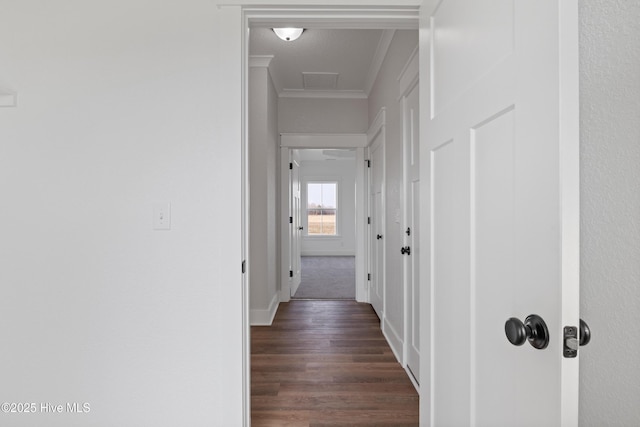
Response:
[242,6,420,425]
[279,134,369,302]
[242,3,580,426]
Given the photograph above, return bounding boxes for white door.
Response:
[420,1,580,426]
[403,80,420,384]
[369,131,385,320]
[290,154,302,297]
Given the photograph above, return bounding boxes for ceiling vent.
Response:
[302,72,339,90]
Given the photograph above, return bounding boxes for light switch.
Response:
[153,202,171,230]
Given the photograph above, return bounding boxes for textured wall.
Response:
[579,1,640,425]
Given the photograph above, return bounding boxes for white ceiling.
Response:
[249,28,392,99]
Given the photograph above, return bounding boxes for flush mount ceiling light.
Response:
[272,28,304,41]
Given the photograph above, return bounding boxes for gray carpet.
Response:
[293,256,356,299]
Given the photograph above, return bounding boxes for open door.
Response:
[290,152,302,297]
[368,114,386,321]
[402,75,420,385]
[419,1,580,426]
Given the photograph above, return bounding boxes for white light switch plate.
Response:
[153,202,171,230]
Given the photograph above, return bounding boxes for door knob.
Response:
[580,319,591,346]
[298,226,304,230]
[505,314,549,350]
[376,234,383,240]
[400,246,411,255]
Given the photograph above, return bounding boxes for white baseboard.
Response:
[301,250,355,256]
[250,292,280,326]
[382,317,404,365]
[405,364,420,393]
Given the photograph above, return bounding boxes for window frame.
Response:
[304,180,340,237]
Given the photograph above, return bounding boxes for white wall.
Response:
[249,63,280,324]
[579,1,640,425]
[367,30,419,359]
[279,97,368,133]
[300,158,357,256]
[0,2,243,426]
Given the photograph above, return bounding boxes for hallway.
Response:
[292,257,356,300]
[251,300,419,426]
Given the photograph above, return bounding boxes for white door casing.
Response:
[368,109,386,321]
[279,134,369,303]
[419,0,580,426]
[401,48,420,386]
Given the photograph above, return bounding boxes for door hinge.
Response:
[366,159,371,168]
[289,162,293,170]
[367,273,371,281]
[289,216,293,224]
[367,216,371,225]
[242,260,246,274]
[289,270,293,278]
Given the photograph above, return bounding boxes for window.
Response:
[306,182,337,236]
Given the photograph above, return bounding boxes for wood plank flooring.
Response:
[251,300,419,427]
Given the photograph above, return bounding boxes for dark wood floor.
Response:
[251,300,419,427]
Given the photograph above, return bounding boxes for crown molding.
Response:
[364,29,396,96]
[249,55,283,94]
[397,44,419,100]
[249,55,274,68]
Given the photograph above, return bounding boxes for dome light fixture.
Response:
[272,28,304,42]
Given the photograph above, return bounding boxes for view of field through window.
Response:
[307,182,337,235]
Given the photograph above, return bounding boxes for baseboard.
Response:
[382,317,404,365]
[250,293,280,326]
[405,364,420,393]
[301,251,355,256]
[382,316,419,394]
